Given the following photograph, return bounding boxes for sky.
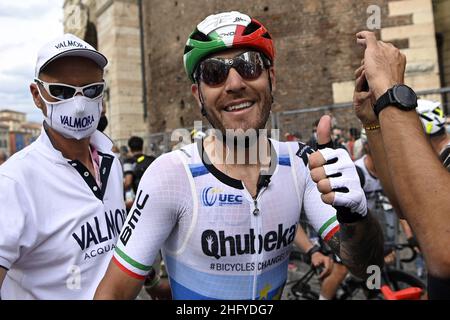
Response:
[0,0,64,123]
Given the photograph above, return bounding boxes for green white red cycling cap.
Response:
[183,11,275,82]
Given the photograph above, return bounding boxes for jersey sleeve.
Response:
[0,175,30,270]
[302,170,340,242]
[113,152,191,280]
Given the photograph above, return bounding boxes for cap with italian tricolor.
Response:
[183,11,275,82]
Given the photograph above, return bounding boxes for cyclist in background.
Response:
[416,99,450,171]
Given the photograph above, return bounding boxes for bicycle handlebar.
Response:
[384,242,417,263]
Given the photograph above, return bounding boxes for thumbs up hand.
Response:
[309,115,367,223]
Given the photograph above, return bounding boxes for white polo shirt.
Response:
[0,128,126,300]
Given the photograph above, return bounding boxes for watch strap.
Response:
[306,244,322,261]
[374,89,393,117]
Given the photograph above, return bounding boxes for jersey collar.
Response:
[36,124,114,164]
[196,138,277,190]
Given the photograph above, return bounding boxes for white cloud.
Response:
[0,0,64,122]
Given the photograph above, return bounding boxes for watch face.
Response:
[393,85,417,109]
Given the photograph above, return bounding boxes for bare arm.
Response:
[357,31,450,277]
[379,108,450,276]
[365,130,404,218]
[294,225,334,279]
[399,219,414,240]
[293,225,314,252]
[0,267,6,290]
[94,260,145,300]
[353,63,404,218]
[124,173,133,191]
[326,212,384,279]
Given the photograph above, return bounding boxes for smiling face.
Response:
[191,49,275,135]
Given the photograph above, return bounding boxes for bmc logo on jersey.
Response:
[201,187,243,207]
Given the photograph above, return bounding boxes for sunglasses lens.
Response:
[83,84,105,99]
[198,52,265,85]
[235,58,262,80]
[199,60,228,86]
[49,85,76,100]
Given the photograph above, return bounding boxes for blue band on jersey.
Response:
[164,253,288,300]
[189,164,209,177]
[278,156,291,166]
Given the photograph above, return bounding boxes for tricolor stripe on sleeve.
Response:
[113,247,152,280]
[319,216,340,242]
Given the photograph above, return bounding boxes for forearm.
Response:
[0,267,6,290]
[328,212,384,279]
[293,225,314,252]
[399,219,414,239]
[94,262,144,300]
[379,107,450,276]
[366,129,404,217]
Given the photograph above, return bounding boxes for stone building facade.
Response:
[64,0,147,144]
[63,0,450,142]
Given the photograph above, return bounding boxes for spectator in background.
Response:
[111,145,122,166]
[332,127,345,147]
[0,151,7,166]
[286,131,302,142]
[307,119,320,149]
[308,121,347,151]
[119,145,129,164]
[352,127,365,160]
[123,136,156,211]
[345,127,360,160]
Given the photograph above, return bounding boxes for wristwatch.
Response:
[373,84,418,117]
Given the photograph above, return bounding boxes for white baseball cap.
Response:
[35,33,108,77]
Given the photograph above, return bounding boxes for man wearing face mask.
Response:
[0,34,126,299]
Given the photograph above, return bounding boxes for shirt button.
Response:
[93,186,98,191]
[84,172,89,177]
[72,163,77,167]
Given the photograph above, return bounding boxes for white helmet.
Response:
[191,129,206,140]
[416,99,446,136]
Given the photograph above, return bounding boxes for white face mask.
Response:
[39,92,102,140]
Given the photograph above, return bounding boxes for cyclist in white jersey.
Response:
[95,11,384,300]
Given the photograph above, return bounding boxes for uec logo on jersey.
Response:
[201,187,243,207]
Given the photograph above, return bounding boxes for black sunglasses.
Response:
[195,51,271,86]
